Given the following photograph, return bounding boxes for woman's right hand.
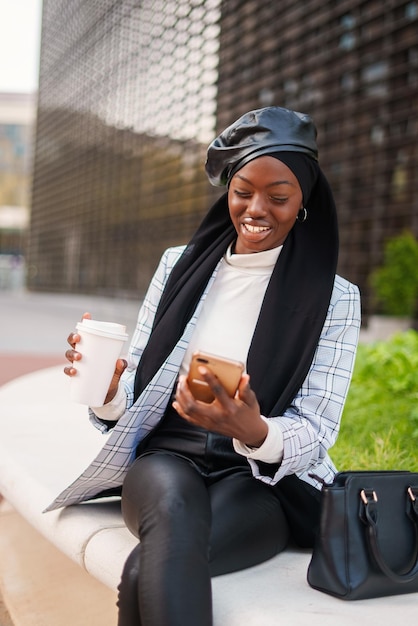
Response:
[64,312,128,405]
[64,311,91,378]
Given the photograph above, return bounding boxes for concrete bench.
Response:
[0,366,416,625]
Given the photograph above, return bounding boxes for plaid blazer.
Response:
[46,246,361,512]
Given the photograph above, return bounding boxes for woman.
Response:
[57,106,361,625]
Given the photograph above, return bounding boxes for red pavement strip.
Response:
[0,354,64,387]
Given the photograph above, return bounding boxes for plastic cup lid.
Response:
[76,319,128,341]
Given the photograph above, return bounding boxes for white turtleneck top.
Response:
[94,244,285,464]
[179,243,284,463]
[179,243,282,376]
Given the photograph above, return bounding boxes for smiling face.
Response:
[228,155,303,254]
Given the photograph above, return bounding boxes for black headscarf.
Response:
[133,107,338,425]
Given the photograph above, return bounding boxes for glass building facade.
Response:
[29,0,418,315]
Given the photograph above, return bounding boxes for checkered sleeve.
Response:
[89,246,186,431]
[247,275,361,488]
[122,246,186,407]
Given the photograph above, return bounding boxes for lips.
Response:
[241,222,272,241]
[243,223,270,233]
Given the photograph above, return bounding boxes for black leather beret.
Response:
[205,107,318,187]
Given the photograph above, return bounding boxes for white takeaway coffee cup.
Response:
[70,318,128,407]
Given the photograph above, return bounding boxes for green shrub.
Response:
[331,330,418,471]
[370,231,418,317]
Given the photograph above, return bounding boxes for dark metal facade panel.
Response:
[29,0,418,316]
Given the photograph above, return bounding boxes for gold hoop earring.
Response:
[297,207,307,223]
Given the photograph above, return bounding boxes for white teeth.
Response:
[244,224,270,233]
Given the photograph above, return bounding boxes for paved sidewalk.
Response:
[0,288,140,354]
[0,289,140,385]
[0,288,140,626]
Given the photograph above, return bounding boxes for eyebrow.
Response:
[235,174,296,188]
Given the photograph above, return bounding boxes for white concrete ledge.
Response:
[0,366,417,625]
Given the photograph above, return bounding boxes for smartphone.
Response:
[187,351,245,403]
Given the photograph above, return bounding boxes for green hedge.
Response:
[370,231,418,317]
[330,330,418,471]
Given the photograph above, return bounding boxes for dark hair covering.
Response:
[134,107,339,475]
[205,106,318,185]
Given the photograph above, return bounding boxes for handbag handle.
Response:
[361,486,418,583]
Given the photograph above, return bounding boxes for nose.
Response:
[246,194,266,217]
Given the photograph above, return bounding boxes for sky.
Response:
[0,0,43,93]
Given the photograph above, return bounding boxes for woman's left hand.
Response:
[173,368,268,448]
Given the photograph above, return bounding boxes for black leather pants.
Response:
[116,407,319,626]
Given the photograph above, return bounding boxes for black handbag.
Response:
[307,471,418,600]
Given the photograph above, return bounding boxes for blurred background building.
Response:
[25,0,418,317]
[0,92,36,289]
